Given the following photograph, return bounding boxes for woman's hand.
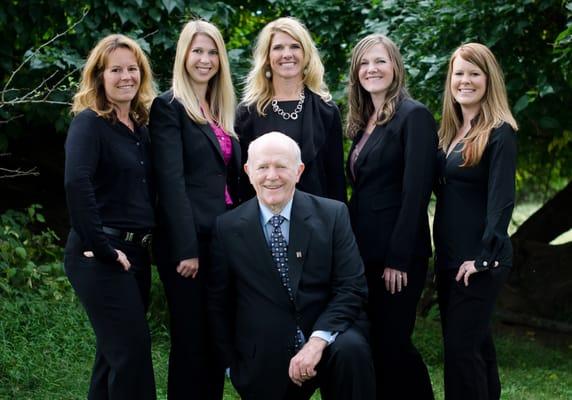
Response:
[177,258,199,278]
[115,249,131,271]
[383,267,408,294]
[456,260,499,286]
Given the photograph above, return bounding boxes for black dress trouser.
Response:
[64,229,156,400]
[157,237,225,400]
[437,265,510,400]
[366,258,434,400]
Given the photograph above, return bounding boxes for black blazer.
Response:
[347,98,437,273]
[235,88,346,203]
[149,90,241,265]
[433,123,517,271]
[208,190,368,399]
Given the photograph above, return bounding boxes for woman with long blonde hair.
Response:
[434,42,518,400]
[346,34,436,400]
[236,16,346,202]
[149,20,240,399]
[64,33,157,399]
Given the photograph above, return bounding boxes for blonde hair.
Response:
[346,34,408,139]
[172,20,236,138]
[439,42,518,166]
[242,17,331,115]
[72,34,156,125]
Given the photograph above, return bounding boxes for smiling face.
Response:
[358,43,394,102]
[185,33,220,88]
[103,47,140,109]
[245,133,304,213]
[450,56,487,112]
[268,31,304,81]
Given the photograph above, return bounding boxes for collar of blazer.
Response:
[196,122,240,171]
[237,190,312,302]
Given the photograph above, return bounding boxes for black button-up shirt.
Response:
[64,109,154,262]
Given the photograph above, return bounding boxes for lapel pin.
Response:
[296,251,303,259]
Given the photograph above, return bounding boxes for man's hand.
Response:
[288,337,327,386]
[177,258,199,278]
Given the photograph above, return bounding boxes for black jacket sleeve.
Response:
[386,104,438,272]
[323,102,347,203]
[475,124,517,269]
[150,95,199,262]
[64,111,117,262]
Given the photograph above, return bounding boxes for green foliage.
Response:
[1,0,570,197]
[0,204,67,299]
[359,0,572,199]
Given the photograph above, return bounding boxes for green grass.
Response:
[1,275,570,399]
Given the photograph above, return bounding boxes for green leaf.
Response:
[15,247,27,259]
[513,95,529,113]
[161,0,177,14]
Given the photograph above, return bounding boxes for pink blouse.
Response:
[210,122,234,206]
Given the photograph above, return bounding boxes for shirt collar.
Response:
[259,198,293,225]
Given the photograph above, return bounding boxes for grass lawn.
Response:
[2,289,570,399]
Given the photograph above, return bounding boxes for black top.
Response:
[235,88,346,203]
[347,98,438,272]
[433,122,517,271]
[64,109,155,262]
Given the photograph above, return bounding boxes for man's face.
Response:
[245,138,304,213]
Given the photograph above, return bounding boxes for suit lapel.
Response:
[230,136,241,172]
[353,124,389,184]
[238,199,292,305]
[197,122,225,161]
[287,191,312,299]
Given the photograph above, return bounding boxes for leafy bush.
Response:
[0,204,69,299]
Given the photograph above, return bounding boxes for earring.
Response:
[303,67,308,76]
[265,69,272,79]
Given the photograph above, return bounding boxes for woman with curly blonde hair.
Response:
[434,42,518,400]
[64,33,157,399]
[236,16,346,202]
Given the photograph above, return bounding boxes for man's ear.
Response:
[295,163,305,182]
[244,163,253,184]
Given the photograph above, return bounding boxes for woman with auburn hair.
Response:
[64,34,156,399]
[346,34,436,399]
[236,16,346,202]
[434,42,518,400]
[149,19,240,400]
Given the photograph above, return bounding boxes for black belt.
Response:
[102,226,152,248]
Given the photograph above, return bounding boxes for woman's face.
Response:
[358,43,394,101]
[268,31,304,81]
[450,56,487,111]
[103,47,140,109]
[185,33,220,88]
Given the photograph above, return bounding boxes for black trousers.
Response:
[280,323,376,400]
[64,230,156,400]
[157,238,225,400]
[437,266,510,400]
[365,258,434,400]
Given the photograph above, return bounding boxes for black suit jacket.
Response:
[149,90,241,265]
[347,98,437,273]
[235,88,347,203]
[208,190,368,399]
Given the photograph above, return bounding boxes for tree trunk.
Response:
[497,180,572,323]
